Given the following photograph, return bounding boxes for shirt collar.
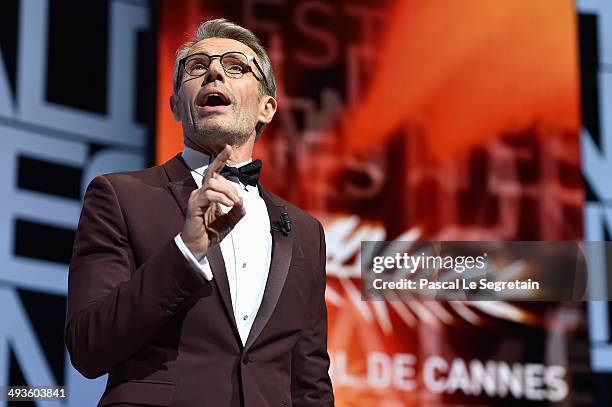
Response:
[182,146,257,191]
[182,146,253,172]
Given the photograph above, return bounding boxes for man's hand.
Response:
[181,145,245,259]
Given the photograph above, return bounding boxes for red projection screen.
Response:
[156,1,585,404]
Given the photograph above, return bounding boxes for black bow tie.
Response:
[220,159,262,187]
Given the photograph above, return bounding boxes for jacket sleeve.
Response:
[290,220,335,407]
[64,175,207,379]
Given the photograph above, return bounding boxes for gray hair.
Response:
[173,19,276,99]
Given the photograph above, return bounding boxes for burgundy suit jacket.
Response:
[64,154,334,407]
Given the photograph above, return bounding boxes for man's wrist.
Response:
[181,235,206,261]
[174,233,212,281]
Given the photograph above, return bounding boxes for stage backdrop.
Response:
[156,1,612,405]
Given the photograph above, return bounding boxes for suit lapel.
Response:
[164,153,195,217]
[244,185,293,351]
[206,244,239,335]
[164,154,241,343]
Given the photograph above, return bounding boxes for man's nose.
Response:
[203,58,225,84]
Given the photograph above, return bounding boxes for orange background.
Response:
[156,1,583,404]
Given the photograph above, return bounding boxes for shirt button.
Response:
[242,262,247,269]
[243,315,248,321]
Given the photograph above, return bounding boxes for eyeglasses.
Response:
[178,51,268,88]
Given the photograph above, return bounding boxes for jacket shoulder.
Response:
[88,161,172,193]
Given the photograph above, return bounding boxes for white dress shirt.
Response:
[174,147,272,345]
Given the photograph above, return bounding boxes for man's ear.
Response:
[257,95,277,125]
[169,94,181,121]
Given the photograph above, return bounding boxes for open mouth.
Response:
[198,91,231,107]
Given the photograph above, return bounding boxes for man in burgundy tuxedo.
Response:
[64,18,334,407]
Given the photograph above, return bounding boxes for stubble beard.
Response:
[189,105,254,152]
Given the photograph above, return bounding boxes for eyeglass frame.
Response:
[177,51,269,90]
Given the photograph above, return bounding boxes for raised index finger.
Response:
[204,145,232,183]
